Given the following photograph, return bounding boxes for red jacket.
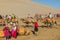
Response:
[3,26,10,37]
[34,22,38,28]
[12,27,18,39]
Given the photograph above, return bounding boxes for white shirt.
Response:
[13,26,17,31]
[49,14,53,18]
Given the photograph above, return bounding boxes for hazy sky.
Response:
[32,0,60,9]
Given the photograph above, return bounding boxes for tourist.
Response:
[3,25,11,40]
[11,23,18,39]
[48,12,53,18]
[34,20,39,35]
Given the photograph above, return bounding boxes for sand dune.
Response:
[0,0,60,18]
[0,0,60,40]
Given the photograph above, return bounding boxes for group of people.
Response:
[3,23,18,40]
[22,13,54,22]
[0,14,18,26]
[0,14,19,40]
[3,21,39,40]
[0,14,16,20]
[34,13,54,20]
[26,13,55,35]
[0,13,55,40]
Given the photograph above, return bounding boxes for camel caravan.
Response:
[0,13,59,40]
[0,14,31,39]
[0,14,18,26]
[21,13,57,27]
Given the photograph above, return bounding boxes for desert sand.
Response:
[0,0,60,40]
[0,0,60,18]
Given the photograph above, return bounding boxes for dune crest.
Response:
[0,0,60,18]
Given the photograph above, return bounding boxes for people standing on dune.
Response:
[3,25,11,40]
[11,23,18,39]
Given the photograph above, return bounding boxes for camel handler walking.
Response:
[34,20,39,36]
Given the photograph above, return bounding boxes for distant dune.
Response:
[0,0,60,18]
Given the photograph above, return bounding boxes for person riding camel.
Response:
[48,12,53,18]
